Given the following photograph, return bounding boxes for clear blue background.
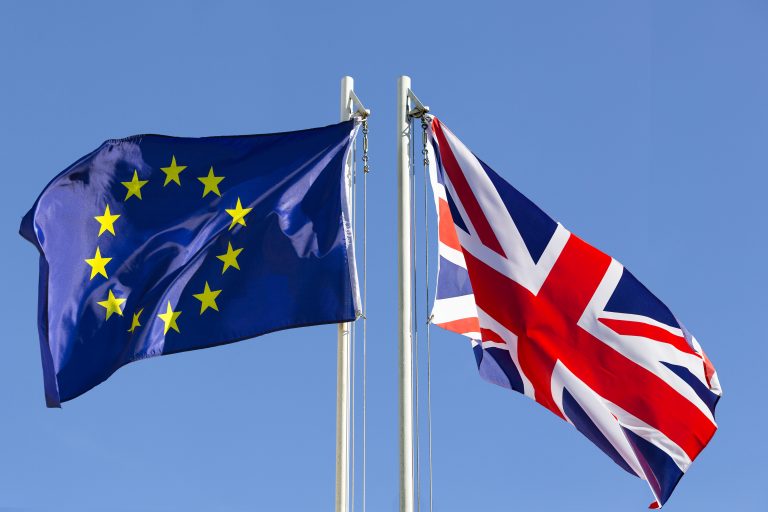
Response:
[1,1,766,511]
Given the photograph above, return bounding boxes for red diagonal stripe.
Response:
[598,318,698,356]
[480,328,506,345]
[432,119,506,257]
[438,198,462,251]
[437,316,480,335]
[701,350,716,388]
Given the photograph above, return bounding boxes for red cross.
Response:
[463,236,714,460]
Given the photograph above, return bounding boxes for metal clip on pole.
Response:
[350,90,371,119]
[407,89,430,119]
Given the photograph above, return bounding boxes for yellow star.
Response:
[157,301,181,334]
[121,170,148,201]
[192,281,221,314]
[94,204,120,236]
[198,166,225,197]
[97,290,126,320]
[216,242,243,273]
[225,197,253,230]
[127,308,144,333]
[160,155,187,186]
[84,247,112,280]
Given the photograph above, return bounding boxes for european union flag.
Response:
[20,121,360,407]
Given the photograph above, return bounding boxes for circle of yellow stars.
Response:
[87,154,251,338]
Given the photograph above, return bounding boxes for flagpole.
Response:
[336,75,354,512]
[397,75,415,512]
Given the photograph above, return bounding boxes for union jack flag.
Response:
[427,117,721,508]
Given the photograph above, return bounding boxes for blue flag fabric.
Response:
[20,120,360,407]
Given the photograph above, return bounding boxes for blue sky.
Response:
[1,1,766,511]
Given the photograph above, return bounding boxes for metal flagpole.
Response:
[397,75,415,512]
[336,75,354,512]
